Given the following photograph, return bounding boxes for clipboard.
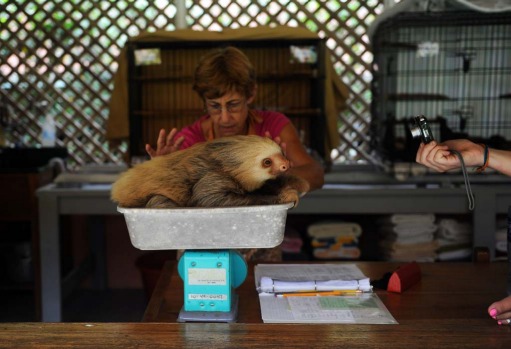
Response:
[255,264,397,324]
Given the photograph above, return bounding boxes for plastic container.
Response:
[118,203,293,250]
[41,114,56,147]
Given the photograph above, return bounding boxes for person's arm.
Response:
[145,128,185,158]
[416,139,511,176]
[487,148,511,176]
[274,124,325,191]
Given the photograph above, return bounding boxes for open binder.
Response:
[255,264,397,324]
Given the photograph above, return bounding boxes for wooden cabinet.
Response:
[0,169,53,222]
[0,167,53,290]
[0,166,54,320]
[126,38,327,160]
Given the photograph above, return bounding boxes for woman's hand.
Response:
[416,139,485,172]
[145,128,184,158]
[265,127,324,191]
[264,131,288,158]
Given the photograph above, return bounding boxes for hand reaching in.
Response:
[264,131,288,158]
[145,128,184,158]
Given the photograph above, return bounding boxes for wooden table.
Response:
[144,261,511,324]
[1,262,511,348]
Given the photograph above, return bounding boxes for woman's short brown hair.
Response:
[192,46,256,100]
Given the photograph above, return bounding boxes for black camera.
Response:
[409,115,434,144]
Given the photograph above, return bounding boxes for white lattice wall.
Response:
[0,0,385,168]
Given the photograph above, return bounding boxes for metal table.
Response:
[37,179,511,321]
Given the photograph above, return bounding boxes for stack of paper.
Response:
[255,264,397,324]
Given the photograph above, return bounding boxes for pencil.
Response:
[277,290,363,297]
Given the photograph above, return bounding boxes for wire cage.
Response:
[370,10,511,163]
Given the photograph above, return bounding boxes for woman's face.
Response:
[205,91,254,138]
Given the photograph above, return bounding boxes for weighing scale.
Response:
[118,203,293,322]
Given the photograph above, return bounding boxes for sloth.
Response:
[111,135,310,208]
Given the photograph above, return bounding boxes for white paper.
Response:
[259,276,372,293]
[255,264,398,324]
[255,263,367,284]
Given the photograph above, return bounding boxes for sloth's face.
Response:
[242,141,289,191]
[261,152,290,177]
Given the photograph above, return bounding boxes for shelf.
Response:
[132,107,322,119]
[132,71,320,83]
[387,93,450,101]
[387,94,511,102]
[132,75,193,83]
[384,68,511,76]
[133,109,203,118]
[274,108,322,117]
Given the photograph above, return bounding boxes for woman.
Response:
[416,139,511,325]
[145,46,325,262]
[145,46,324,191]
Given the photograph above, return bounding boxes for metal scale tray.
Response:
[118,203,293,250]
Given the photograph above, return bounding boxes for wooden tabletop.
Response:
[1,261,511,348]
[144,260,511,324]
[1,319,510,348]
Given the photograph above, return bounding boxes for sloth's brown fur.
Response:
[111,135,310,208]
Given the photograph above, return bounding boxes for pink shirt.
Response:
[176,110,291,150]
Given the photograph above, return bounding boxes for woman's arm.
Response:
[416,139,511,176]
